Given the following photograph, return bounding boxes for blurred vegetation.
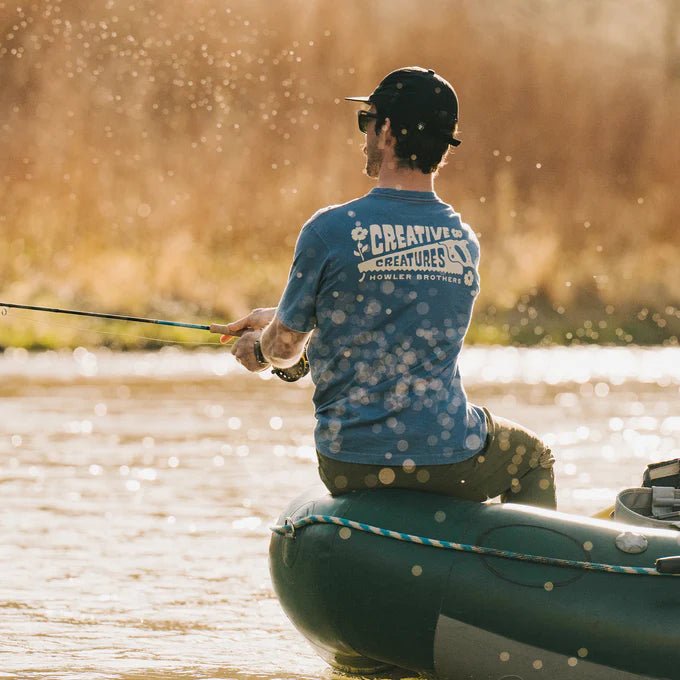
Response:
[1,0,679,349]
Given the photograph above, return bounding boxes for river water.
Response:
[1,345,679,679]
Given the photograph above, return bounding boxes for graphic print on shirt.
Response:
[351,219,477,288]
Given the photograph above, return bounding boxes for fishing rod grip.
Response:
[209,324,244,336]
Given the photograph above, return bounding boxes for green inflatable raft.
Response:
[269,487,680,679]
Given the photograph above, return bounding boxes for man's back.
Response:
[277,187,487,466]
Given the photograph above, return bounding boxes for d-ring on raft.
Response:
[269,487,680,679]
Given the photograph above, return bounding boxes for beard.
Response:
[363,142,383,178]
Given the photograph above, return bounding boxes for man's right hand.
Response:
[230,330,270,372]
[220,307,277,343]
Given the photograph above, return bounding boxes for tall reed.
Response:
[1,0,678,346]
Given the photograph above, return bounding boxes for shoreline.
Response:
[1,311,678,351]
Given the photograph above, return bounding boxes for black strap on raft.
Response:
[643,459,680,489]
[655,556,680,574]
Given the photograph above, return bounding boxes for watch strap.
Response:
[253,339,270,366]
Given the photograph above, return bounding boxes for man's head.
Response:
[346,66,461,175]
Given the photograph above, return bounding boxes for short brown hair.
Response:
[374,111,453,174]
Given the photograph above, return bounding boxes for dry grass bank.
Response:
[1,0,679,347]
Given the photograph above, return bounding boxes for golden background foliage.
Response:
[1,0,679,346]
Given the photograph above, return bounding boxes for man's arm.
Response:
[259,315,311,368]
[228,311,311,373]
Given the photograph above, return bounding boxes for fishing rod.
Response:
[0,301,309,382]
[0,301,233,335]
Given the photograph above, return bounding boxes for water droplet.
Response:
[378,468,395,485]
[207,404,224,418]
[594,382,610,397]
[402,459,416,473]
[416,469,430,483]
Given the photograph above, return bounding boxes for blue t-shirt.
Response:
[277,187,487,466]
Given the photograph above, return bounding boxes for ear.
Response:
[378,117,396,149]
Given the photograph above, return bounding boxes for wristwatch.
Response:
[253,339,270,367]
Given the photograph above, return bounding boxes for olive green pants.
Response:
[317,409,556,509]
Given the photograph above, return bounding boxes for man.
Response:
[227,66,556,509]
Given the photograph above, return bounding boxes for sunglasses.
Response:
[357,109,379,134]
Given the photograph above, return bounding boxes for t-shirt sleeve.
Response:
[276,223,329,333]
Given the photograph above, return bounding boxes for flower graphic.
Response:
[464,270,474,287]
[351,225,369,260]
[351,226,368,242]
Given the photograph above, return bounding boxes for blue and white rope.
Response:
[271,514,677,576]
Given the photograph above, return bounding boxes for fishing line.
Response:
[0,309,225,346]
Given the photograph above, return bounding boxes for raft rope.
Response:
[271,514,679,577]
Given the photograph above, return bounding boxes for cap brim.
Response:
[344,96,371,103]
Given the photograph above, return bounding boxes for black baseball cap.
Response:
[346,66,461,147]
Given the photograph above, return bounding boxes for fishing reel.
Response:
[253,338,310,383]
[272,352,310,382]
